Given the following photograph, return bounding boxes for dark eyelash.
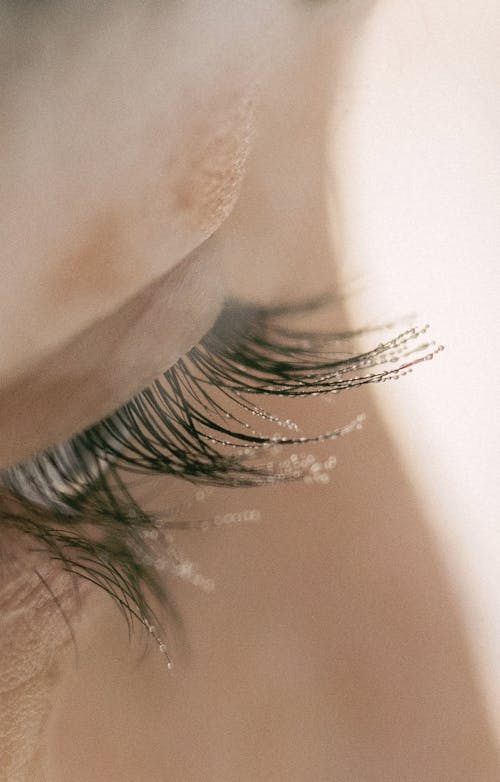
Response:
[0,298,441,654]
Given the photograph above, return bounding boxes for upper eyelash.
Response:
[0,298,441,646]
[3,300,435,501]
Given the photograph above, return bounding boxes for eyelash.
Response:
[0,298,440,653]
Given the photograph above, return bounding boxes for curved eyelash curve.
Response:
[0,299,441,651]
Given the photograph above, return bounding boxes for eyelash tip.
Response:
[0,299,441,661]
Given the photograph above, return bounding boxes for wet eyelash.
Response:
[0,298,441,655]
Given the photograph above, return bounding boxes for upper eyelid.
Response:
[0,249,223,470]
[0,297,440,640]
[1,298,437,515]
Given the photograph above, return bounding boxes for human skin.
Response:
[0,0,360,469]
[0,3,364,778]
[0,0,266,466]
[1,2,499,780]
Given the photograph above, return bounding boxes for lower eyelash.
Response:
[0,298,441,653]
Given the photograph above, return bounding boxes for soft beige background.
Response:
[333,0,500,735]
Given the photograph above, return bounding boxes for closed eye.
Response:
[0,296,440,656]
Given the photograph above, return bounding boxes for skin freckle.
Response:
[48,92,255,316]
[173,92,255,237]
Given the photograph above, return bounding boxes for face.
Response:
[0,0,363,469]
[1,2,375,778]
[3,3,500,781]
[1,1,268,467]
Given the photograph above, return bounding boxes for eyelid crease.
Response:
[0,246,224,469]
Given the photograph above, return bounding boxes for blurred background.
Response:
[333,0,500,738]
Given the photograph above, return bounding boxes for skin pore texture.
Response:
[1,2,500,781]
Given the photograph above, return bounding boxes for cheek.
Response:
[0,533,86,780]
